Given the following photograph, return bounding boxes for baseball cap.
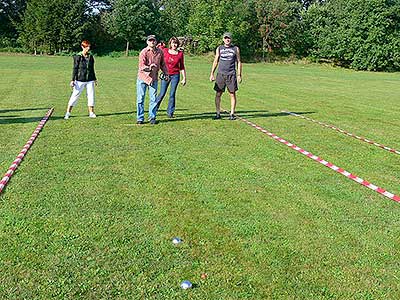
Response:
[223,32,232,39]
[146,35,157,42]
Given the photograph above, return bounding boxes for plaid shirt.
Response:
[137,47,168,85]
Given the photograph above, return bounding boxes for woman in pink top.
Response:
[155,37,186,118]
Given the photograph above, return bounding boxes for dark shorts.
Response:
[214,73,238,93]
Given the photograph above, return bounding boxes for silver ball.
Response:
[180,280,192,289]
[172,237,182,245]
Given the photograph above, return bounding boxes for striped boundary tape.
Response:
[283,110,400,155]
[226,110,400,203]
[0,108,54,195]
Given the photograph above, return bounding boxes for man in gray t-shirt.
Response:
[210,32,242,120]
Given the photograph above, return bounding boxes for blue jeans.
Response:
[136,79,158,121]
[156,74,180,116]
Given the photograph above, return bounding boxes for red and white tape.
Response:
[283,111,400,155]
[0,108,54,195]
[228,111,400,203]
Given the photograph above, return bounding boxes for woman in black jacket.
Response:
[64,40,98,119]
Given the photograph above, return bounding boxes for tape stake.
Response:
[283,111,400,155]
[0,108,54,195]
[227,110,400,204]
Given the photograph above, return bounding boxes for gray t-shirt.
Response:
[217,45,238,75]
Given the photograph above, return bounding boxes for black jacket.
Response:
[71,54,97,82]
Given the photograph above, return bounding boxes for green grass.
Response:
[1,54,400,299]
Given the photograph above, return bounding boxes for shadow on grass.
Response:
[47,111,134,120]
[96,111,133,117]
[0,116,44,124]
[93,109,188,119]
[54,109,309,123]
[0,107,49,114]
[159,110,315,123]
[95,109,188,118]
[0,107,52,124]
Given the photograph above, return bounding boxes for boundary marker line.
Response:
[283,111,400,155]
[227,110,400,203]
[0,108,54,195]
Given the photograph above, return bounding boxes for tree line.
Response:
[1,0,399,71]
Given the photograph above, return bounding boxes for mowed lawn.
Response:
[0,54,400,299]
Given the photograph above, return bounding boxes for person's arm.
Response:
[209,47,220,82]
[180,52,186,85]
[70,56,79,86]
[91,56,97,83]
[236,47,242,84]
[160,50,169,75]
[139,50,152,72]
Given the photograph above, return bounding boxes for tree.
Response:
[187,0,258,58]
[86,0,112,13]
[157,0,193,39]
[255,0,304,59]
[0,0,26,46]
[18,0,87,54]
[305,0,400,71]
[103,0,161,55]
[299,0,324,10]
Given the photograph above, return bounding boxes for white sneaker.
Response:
[64,112,71,119]
[89,112,96,118]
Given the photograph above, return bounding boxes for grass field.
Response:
[1,54,400,299]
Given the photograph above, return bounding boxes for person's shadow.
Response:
[96,111,133,117]
[0,107,49,114]
[158,110,314,123]
[0,107,52,125]
[49,108,313,122]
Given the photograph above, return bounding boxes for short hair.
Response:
[81,40,91,47]
[168,37,180,49]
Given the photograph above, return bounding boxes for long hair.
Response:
[168,37,180,49]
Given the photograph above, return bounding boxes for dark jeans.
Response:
[156,74,180,116]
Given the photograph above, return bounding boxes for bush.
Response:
[0,37,16,48]
[304,0,400,71]
[0,47,26,53]
[54,50,75,56]
[108,51,124,58]
[127,49,140,56]
[105,50,140,57]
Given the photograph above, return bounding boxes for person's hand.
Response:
[181,78,186,86]
[160,73,169,81]
[209,74,215,82]
[70,80,75,87]
[237,75,242,84]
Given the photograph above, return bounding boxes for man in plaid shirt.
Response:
[136,35,169,125]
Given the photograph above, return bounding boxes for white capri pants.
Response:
[68,81,95,107]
